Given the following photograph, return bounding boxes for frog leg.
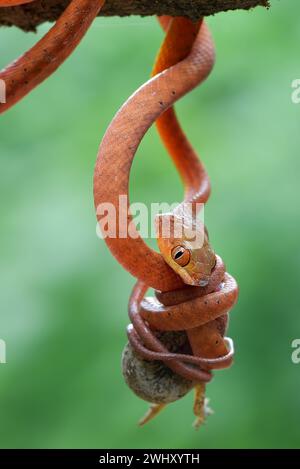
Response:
[193,383,213,430]
[139,403,167,426]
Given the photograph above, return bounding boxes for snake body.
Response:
[0,0,104,113]
[0,1,35,5]
[94,17,238,394]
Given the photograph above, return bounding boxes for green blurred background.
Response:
[0,0,299,449]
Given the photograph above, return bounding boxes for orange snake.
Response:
[0,0,105,113]
[0,1,239,425]
[93,17,239,424]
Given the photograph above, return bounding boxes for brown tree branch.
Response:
[0,0,269,32]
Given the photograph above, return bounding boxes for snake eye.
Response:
[171,246,190,267]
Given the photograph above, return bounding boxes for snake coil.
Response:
[126,254,237,386]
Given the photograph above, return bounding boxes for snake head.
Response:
[155,211,216,287]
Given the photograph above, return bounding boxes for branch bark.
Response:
[0,0,269,32]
